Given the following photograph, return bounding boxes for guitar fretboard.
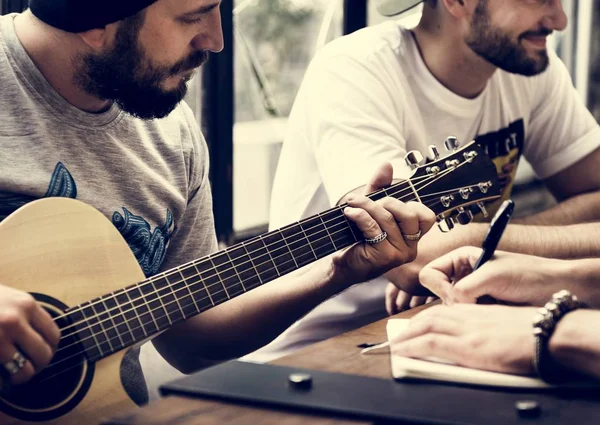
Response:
[60,181,419,363]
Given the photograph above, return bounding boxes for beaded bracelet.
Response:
[532,290,583,383]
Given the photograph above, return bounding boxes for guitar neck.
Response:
[66,180,421,362]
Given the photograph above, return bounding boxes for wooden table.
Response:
[102,304,431,425]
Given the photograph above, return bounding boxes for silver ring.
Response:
[3,351,27,376]
[404,230,422,242]
[364,231,388,245]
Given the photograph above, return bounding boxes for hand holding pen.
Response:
[416,200,515,305]
[360,201,515,354]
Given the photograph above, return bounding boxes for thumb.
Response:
[418,246,482,303]
[364,162,394,194]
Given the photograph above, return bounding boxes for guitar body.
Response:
[0,198,143,424]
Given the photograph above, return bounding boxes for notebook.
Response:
[384,318,553,389]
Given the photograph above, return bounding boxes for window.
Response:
[232,0,344,237]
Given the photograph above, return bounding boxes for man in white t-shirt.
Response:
[244,0,600,362]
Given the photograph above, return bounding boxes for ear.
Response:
[441,0,476,19]
[77,27,109,50]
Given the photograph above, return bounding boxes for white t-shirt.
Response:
[243,21,600,362]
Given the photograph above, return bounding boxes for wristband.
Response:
[532,290,583,383]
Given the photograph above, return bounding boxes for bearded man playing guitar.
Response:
[0,0,447,423]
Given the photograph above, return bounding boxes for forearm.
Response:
[551,258,600,308]
[441,221,600,259]
[152,257,348,373]
[549,309,600,379]
[514,190,600,226]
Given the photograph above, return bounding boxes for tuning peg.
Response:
[477,201,489,218]
[404,150,424,169]
[456,207,474,225]
[437,217,455,233]
[428,145,440,160]
[444,136,460,151]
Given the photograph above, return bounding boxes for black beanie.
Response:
[30,0,159,33]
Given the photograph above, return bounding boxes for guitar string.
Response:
[51,164,465,339]
[49,172,438,329]
[46,186,486,375]
[53,163,484,349]
[50,166,459,326]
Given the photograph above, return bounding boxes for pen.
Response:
[473,199,515,271]
[473,199,514,304]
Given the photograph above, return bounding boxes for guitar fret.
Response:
[144,281,170,330]
[167,274,187,321]
[90,301,115,354]
[240,243,265,290]
[81,303,108,358]
[100,296,125,351]
[318,213,339,251]
[263,231,296,275]
[106,291,135,347]
[196,260,229,305]
[181,265,214,312]
[191,264,216,307]
[169,269,199,318]
[209,251,245,297]
[227,246,262,291]
[209,254,237,299]
[118,288,148,342]
[65,306,101,361]
[209,258,231,299]
[278,229,300,270]
[225,250,247,293]
[303,216,336,257]
[282,225,316,268]
[297,221,318,261]
[244,239,278,283]
[259,235,281,278]
[127,287,159,336]
[153,275,185,325]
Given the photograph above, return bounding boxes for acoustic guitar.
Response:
[0,140,501,424]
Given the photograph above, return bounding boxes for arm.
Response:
[391,304,600,380]
[383,219,600,296]
[516,146,600,226]
[418,247,600,307]
[549,309,600,379]
[153,166,436,373]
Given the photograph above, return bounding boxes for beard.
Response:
[465,0,550,77]
[75,12,208,119]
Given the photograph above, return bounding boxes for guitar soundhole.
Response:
[2,359,86,409]
[0,294,95,422]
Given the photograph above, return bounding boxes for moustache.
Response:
[519,28,552,40]
[170,51,209,76]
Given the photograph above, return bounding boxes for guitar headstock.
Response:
[403,137,502,232]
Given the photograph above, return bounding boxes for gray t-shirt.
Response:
[0,14,218,405]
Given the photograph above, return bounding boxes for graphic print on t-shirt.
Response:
[471,119,524,220]
[0,162,174,276]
